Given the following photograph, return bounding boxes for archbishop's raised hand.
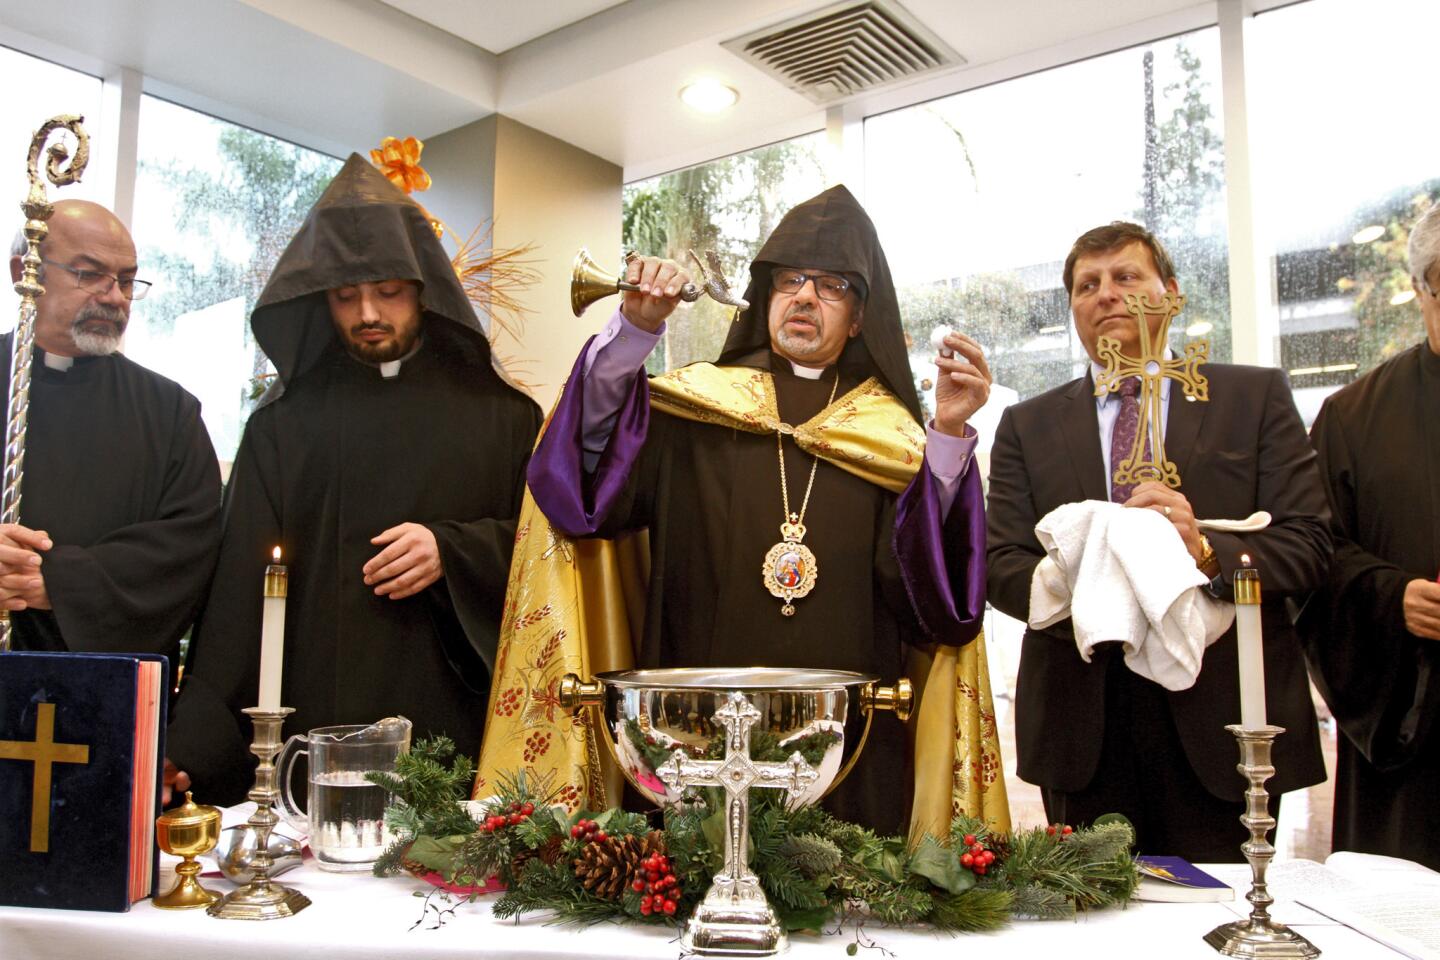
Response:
[620,254,692,334]
[933,331,992,437]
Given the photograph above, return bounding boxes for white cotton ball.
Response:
[929,325,954,358]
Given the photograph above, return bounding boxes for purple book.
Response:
[1135,856,1234,902]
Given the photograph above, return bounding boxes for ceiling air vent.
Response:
[722,0,964,105]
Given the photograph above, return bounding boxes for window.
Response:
[1250,0,1439,426]
[622,132,828,373]
[0,45,104,324]
[866,29,1230,438]
[127,96,341,462]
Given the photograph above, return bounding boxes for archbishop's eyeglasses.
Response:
[41,260,152,301]
[771,267,852,302]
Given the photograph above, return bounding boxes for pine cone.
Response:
[513,835,566,874]
[573,832,665,901]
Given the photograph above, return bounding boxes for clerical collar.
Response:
[43,352,75,372]
[375,335,424,379]
[788,361,826,380]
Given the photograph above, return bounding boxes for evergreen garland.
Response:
[382,750,1141,941]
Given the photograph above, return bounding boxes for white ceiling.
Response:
[0,0,1290,181]
[376,0,630,54]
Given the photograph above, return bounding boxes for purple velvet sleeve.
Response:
[526,340,654,537]
[893,453,986,647]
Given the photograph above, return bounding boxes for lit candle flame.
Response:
[1240,553,1252,566]
[272,546,282,563]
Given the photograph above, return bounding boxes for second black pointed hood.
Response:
[251,153,490,397]
[718,184,920,422]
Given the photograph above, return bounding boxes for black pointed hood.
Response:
[718,184,921,422]
[251,153,490,398]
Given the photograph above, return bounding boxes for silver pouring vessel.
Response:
[559,667,911,957]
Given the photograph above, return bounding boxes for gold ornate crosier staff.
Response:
[1093,291,1209,489]
[0,116,89,653]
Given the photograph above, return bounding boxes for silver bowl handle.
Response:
[558,673,605,712]
[860,678,914,722]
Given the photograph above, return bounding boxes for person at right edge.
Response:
[986,221,1331,861]
[1301,202,1440,871]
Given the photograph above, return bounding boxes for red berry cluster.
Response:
[958,833,997,876]
[1045,823,1074,839]
[481,800,535,833]
[632,851,681,917]
[569,818,608,843]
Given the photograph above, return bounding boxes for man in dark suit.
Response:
[986,221,1331,860]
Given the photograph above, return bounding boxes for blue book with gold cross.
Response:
[0,651,168,911]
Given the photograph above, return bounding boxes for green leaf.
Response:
[404,834,465,873]
[877,846,908,883]
[778,904,832,933]
[701,809,727,854]
[907,835,975,895]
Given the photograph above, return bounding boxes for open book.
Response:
[1205,853,1440,960]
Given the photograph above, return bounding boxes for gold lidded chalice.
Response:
[560,667,911,957]
[154,791,223,909]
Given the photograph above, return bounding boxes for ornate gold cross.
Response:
[0,702,91,852]
[1093,291,1209,489]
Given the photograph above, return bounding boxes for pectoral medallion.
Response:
[762,516,818,616]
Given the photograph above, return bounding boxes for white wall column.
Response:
[824,102,866,201]
[1217,0,1275,367]
[94,65,141,227]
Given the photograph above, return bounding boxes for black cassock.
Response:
[167,154,541,803]
[4,339,221,656]
[1304,342,1440,869]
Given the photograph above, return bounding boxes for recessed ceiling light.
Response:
[1351,225,1385,244]
[1390,289,1416,306]
[1186,321,1213,337]
[679,79,739,114]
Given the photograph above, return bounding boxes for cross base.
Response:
[682,876,786,956]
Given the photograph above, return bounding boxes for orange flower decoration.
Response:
[369,136,432,194]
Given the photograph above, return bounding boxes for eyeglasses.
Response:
[771,268,852,302]
[42,260,152,301]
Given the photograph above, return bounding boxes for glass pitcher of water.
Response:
[275,716,411,872]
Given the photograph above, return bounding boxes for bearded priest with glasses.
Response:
[2,199,221,664]
[477,185,1006,838]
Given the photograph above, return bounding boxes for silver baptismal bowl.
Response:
[559,667,911,957]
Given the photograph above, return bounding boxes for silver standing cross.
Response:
[656,691,818,955]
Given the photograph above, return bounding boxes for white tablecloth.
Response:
[0,854,1402,960]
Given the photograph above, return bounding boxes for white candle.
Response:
[1234,554,1266,729]
[258,546,288,711]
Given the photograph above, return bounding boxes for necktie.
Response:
[1110,376,1150,503]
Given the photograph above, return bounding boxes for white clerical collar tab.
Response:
[43,352,75,371]
[788,361,826,380]
[379,359,402,379]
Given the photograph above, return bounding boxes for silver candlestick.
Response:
[208,707,312,920]
[1203,724,1319,958]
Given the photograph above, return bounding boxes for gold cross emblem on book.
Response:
[0,702,91,852]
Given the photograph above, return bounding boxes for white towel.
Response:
[1029,500,1234,691]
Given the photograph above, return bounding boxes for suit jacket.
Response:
[987,363,1331,800]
